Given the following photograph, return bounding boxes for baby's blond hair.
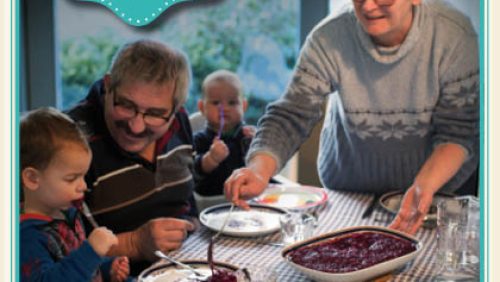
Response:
[201,70,244,99]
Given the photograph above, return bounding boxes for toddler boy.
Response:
[20,107,130,281]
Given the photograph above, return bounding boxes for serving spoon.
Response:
[208,203,235,274]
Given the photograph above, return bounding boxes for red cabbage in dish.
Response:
[286,231,417,273]
[205,269,238,282]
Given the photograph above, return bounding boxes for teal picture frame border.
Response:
[9,0,490,281]
[12,0,20,281]
[479,0,489,281]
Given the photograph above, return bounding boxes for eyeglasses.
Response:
[353,0,396,6]
[112,91,176,127]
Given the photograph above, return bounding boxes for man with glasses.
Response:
[67,39,196,274]
[225,0,479,234]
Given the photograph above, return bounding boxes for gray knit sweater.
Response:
[248,1,479,193]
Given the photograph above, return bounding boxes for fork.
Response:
[362,193,382,219]
[154,250,209,280]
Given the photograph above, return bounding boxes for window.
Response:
[56,0,300,125]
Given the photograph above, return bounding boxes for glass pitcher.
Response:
[434,195,480,281]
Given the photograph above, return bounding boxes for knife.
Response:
[362,194,381,219]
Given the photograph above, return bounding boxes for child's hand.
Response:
[88,227,118,257]
[110,256,130,282]
[242,125,257,138]
[201,138,230,173]
[208,138,229,163]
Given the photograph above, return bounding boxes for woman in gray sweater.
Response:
[224,0,478,234]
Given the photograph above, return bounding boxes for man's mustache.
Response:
[115,120,154,138]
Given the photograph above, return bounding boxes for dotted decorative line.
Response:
[96,0,180,25]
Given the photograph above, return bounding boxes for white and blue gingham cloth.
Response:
[164,190,444,282]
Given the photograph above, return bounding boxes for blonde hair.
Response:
[201,69,244,99]
[108,39,191,109]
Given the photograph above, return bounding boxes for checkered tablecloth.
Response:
[166,190,443,281]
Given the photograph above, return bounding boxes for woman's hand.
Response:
[224,168,269,209]
[389,184,435,234]
[224,154,277,209]
[390,143,468,234]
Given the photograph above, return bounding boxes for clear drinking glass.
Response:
[280,211,317,246]
[434,196,480,281]
[234,264,278,282]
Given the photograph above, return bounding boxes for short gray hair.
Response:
[108,39,191,109]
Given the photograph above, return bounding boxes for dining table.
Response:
[156,189,447,282]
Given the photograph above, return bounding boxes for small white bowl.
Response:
[281,226,422,282]
[138,260,240,282]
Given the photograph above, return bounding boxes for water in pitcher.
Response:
[434,196,480,281]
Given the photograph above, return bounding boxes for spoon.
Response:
[217,103,225,139]
[213,203,235,240]
[82,202,100,229]
[154,250,209,280]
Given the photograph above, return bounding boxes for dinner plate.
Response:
[379,190,454,223]
[252,184,328,210]
[138,260,240,282]
[199,203,286,237]
[281,226,422,282]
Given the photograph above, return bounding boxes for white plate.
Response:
[379,190,454,222]
[138,260,239,282]
[199,203,286,237]
[252,184,328,210]
[281,226,422,282]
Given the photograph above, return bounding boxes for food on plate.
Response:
[140,266,245,282]
[205,269,238,282]
[258,194,279,204]
[227,216,264,229]
[286,231,417,273]
[253,184,328,210]
[204,210,281,235]
[207,236,240,282]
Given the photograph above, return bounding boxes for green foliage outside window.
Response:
[59,0,298,125]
